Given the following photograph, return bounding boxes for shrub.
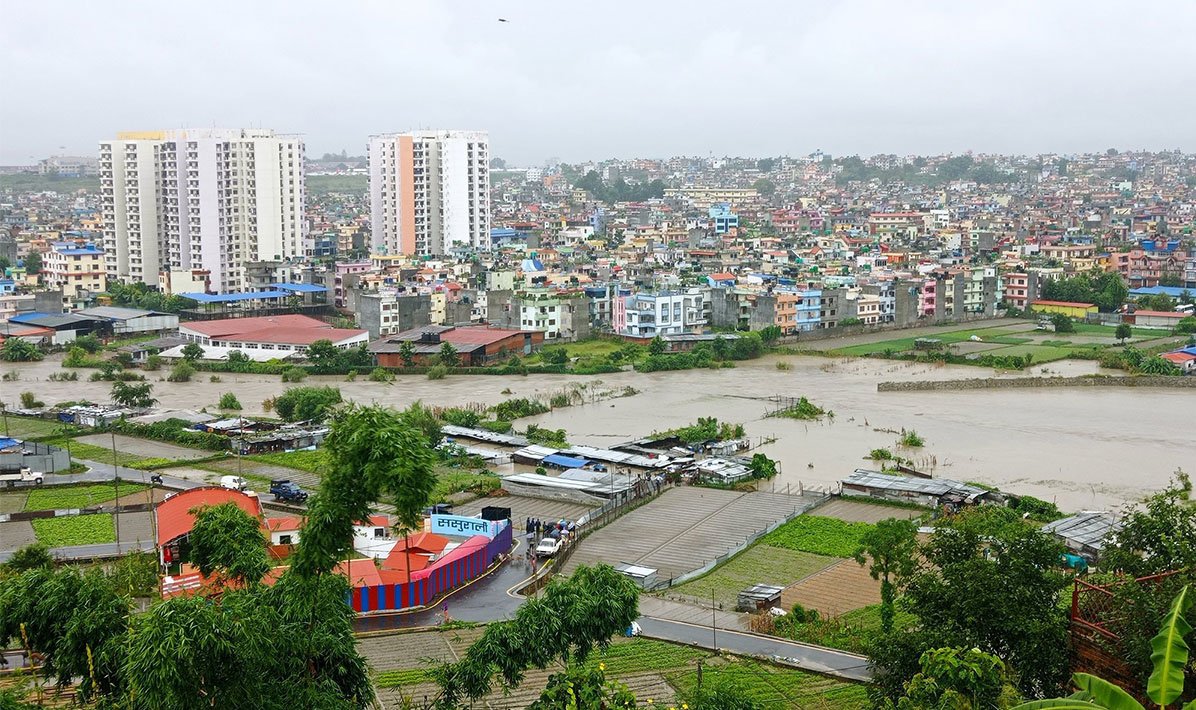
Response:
[540,347,569,365]
[491,397,550,421]
[272,386,343,423]
[478,419,513,434]
[368,366,394,383]
[526,424,568,448]
[3,542,54,572]
[439,408,482,428]
[1050,313,1075,333]
[775,361,793,371]
[280,366,307,383]
[73,334,103,353]
[19,391,44,408]
[208,375,222,382]
[899,429,925,447]
[166,360,195,382]
[218,392,242,410]
[108,549,160,596]
[426,364,448,380]
[2,338,44,362]
[1175,315,1196,334]
[870,448,894,460]
[47,371,79,382]
[143,353,163,371]
[771,396,825,420]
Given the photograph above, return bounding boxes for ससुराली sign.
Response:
[430,514,502,539]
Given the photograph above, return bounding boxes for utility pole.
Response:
[711,588,717,651]
[111,428,121,552]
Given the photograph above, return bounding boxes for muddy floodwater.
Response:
[4,353,1192,510]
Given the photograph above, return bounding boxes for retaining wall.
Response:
[877,375,1196,392]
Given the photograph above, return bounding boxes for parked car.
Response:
[422,503,454,516]
[220,475,249,491]
[535,537,563,557]
[269,479,308,504]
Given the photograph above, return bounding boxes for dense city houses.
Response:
[1,145,1194,354]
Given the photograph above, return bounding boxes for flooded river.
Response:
[3,353,1191,510]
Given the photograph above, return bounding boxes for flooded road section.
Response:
[4,353,1190,510]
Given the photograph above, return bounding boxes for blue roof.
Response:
[542,454,590,469]
[180,290,291,304]
[269,283,327,294]
[1129,286,1191,298]
[9,312,54,323]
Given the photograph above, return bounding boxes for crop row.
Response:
[25,484,148,511]
[31,513,116,547]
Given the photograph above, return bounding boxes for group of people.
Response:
[524,517,575,539]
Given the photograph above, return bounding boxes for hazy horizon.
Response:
[3,0,1195,166]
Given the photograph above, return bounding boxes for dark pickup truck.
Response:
[269,479,308,504]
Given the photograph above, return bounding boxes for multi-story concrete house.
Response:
[613,290,705,337]
[99,128,305,293]
[43,241,106,308]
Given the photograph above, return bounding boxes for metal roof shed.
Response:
[542,453,590,469]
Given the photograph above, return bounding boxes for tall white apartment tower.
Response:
[99,129,306,293]
[368,130,489,256]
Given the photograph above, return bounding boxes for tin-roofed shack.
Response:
[1041,512,1121,562]
[841,469,1009,509]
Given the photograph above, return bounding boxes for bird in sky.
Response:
[498,18,509,22]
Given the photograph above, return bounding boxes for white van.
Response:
[220,475,249,491]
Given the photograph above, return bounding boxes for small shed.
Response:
[614,562,659,590]
[1041,511,1121,562]
[737,583,784,612]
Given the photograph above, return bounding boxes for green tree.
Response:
[166,360,195,382]
[23,251,42,275]
[1115,322,1132,344]
[111,380,157,408]
[1050,313,1075,333]
[73,334,103,353]
[188,502,270,586]
[871,509,1070,702]
[756,158,776,172]
[541,346,569,365]
[1,338,43,362]
[749,452,778,479]
[180,342,205,361]
[398,339,416,367]
[2,542,53,572]
[1138,355,1182,375]
[438,340,459,367]
[218,392,242,410]
[305,338,341,373]
[759,324,782,345]
[273,386,343,423]
[648,335,666,356]
[753,178,777,196]
[855,517,920,633]
[431,564,639,708]
[529,665,637,710]
[290,403,438,579]
[883,647,1018,710]
[1174,316,1196,334]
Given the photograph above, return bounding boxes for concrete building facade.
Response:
[368,130,490,256]
[99,129,306,293]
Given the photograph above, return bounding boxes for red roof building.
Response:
[156,487,264,565]
[178,314,368,351]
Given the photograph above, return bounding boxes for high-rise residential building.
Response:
[368,130,489,256]
[99,129,305,293]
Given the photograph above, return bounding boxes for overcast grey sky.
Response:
[2,0,1195,166]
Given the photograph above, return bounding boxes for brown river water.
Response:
[2,354,1191,511]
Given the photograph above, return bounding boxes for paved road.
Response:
[637,616,873,682]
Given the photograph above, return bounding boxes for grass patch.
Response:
[40,437,154,467]
[24,483,148,511]
[2,415,77,440]
[669,655,869,710]
[306,174,367,194]
[0,174,99,192]
[673,545,835,608]
[761,515,875,558]
[248,449,328,474]
[981,343,1079,363]
[31,514,116,546]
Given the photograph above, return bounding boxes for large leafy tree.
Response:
[272,385,343,423]
[855,517,920,633]
[111,380,157,408]
[882,647,1020,710]
[305,338,342,373]
[431,563,639,708]
[1,338,43,362]
[188,502,270,586]
[870,508,1070,701]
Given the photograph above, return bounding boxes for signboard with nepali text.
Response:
[430,514,504,540]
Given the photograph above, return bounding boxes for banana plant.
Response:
[1012,585,1192,710]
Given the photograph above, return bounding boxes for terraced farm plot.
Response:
[673,544,836,609]
[25,484,148,511]
[762,515,875,558]
[1,415,74,439]
[668,655,870,710]
[31,514,116,546]
[782,559,883,617]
